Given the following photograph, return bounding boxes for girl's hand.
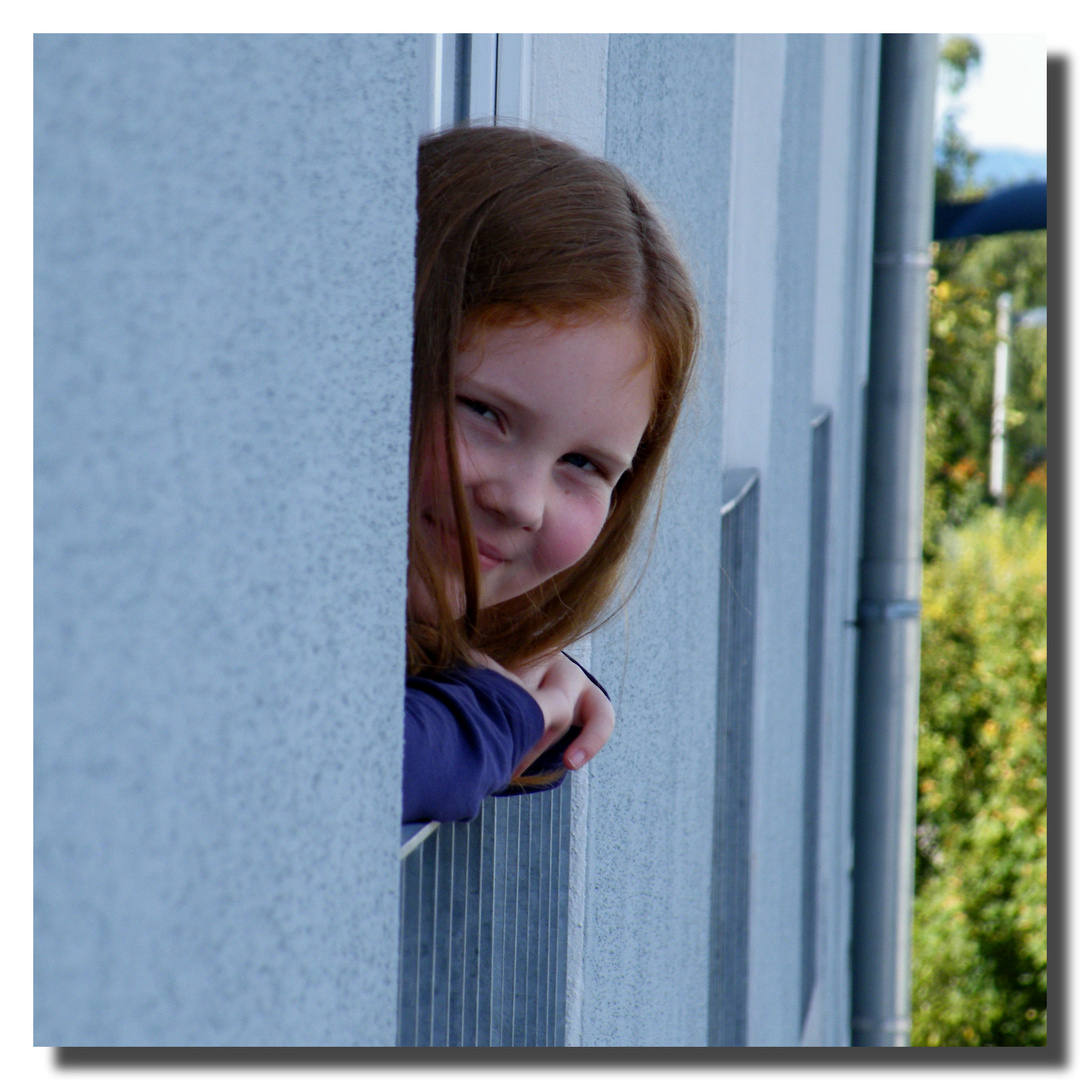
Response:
[508,652,615,778]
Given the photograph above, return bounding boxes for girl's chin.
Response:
[407,567,532,623]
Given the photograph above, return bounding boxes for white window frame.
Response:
[421,34,533,134]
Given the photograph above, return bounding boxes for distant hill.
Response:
[972,147,1047,189]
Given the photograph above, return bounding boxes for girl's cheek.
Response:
[545,497,610,571]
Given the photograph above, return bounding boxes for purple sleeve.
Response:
[403,667,545,824]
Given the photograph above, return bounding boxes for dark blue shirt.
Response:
[402,658,607,824]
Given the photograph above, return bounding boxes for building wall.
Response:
[584,33,736,1047]
[803,33,881,1047]
[34,34,419,1045]
[743,32,822,1045]
[527,32,879,1046]
[35,32,882,1047]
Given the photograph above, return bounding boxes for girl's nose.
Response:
[473,469,545,532]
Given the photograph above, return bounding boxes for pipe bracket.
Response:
[856,598,921,622]
[872,251,932,267]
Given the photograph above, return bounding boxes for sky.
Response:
[935,33,1047,155]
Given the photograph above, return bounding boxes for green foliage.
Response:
[923,231,1047,562]
[924,35,1046,562]
[912,511,1047,1046]
[935,36,984,201]
[912,37,1048,1048]
[939,36,982,94]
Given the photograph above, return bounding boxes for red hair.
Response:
[408,125,699,676]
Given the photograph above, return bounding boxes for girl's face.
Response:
[415,313,655,614]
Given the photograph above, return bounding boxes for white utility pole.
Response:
[989,291,1012,506]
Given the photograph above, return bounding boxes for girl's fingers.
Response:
[521,681,575,750]
[508,694,567,778]
[510,673,580,778]
[562,684,615,770]
[507,652,616,777]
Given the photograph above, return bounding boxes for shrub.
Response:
[912,509,1047,1045]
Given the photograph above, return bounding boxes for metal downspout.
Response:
[850,33,938,1047]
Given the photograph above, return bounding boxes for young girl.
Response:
[402,125,698,824]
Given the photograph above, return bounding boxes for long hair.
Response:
[408,125,699,676]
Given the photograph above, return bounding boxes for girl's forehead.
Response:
[458,309,654,380]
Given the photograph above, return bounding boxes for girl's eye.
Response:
[457,397,499,423]
[562,452,602,476]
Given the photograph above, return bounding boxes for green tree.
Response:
[923,35,1047,559]
[912,511,1047,1046]
[923,232,1047,561]
[936,36,983,202]
[912,37,1048,1048]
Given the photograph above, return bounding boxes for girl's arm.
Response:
[403,665,544,823]
[402,653,614,824]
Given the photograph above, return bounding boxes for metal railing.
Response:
[397,781,572,1046]
[709,468,760,1046]
[801,406,832,1028]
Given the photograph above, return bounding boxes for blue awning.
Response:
[934,180,1047,240]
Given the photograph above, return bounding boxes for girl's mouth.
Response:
[475,539,507,569]
[423,514,506,569]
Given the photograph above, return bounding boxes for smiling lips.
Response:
[424,514,508,568]
[475,539,506,568]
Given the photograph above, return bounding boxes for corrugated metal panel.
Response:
[801,407,832,1028]
[397,781,572,1046]
[709,468,760,1046]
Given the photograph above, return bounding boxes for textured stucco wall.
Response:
[723,34,786,474]
[743,33,823,1047]
[583,33,735,1047]
[579,33,874,1046]
[529,35,610,156]
[34,34,419,1045]
[803,34,880,1046]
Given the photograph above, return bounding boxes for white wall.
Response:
[802,33,881,1047]
[588,33,737,1046]
[524,32,879,1047]
[34,34,420,1045]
